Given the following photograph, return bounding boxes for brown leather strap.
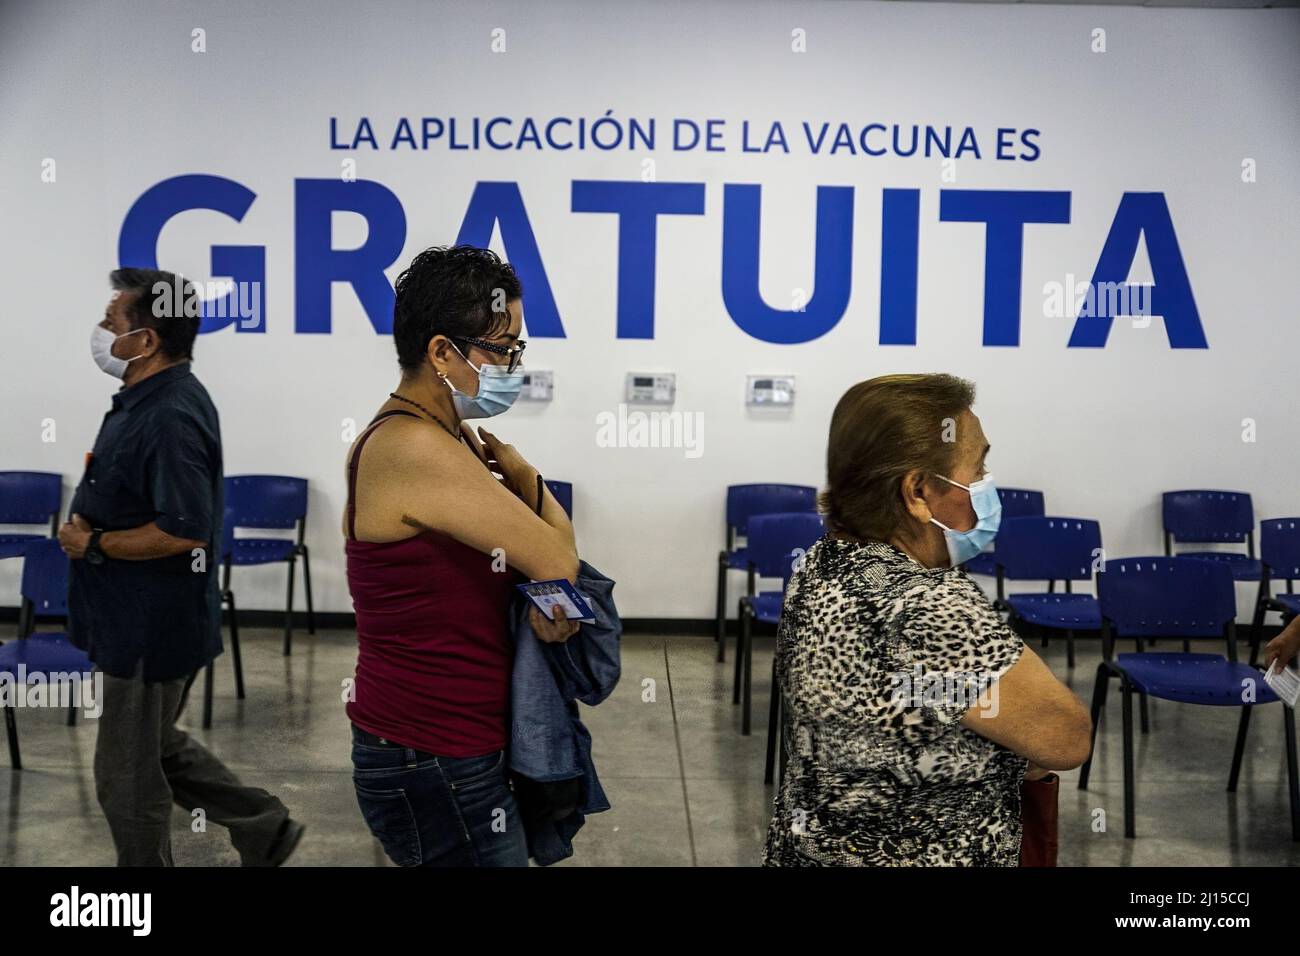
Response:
[346,409,420,541]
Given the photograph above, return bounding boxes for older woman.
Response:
[763,373,1092,866]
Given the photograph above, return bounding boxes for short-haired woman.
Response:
[763,373,1092,866]
[343,245,580,867]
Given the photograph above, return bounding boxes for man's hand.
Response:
[1265,617,1300,674]
[58,513,92,559]
[529,603,579,644]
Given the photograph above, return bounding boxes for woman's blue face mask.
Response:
[929,474,1002,566]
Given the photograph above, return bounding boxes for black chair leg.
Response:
[202,662,214,730]
[1139,692,1150,734]
[732,598,746,705]
[301,545,316,635]
[228,591,245,700]
[764,652,780,784]
[1228,705,1252,792]
[1183,639,1190,653]
[741,611,754,736]
[1284,706,1300,841]
[1249,580,1269,667]
[715,553,727,659]
[66,701,77,727]
[283,556,296,656]
[1121,678,1136,838]
[1079,662,1110,789]
[4,703,21,769]
[1066,629,1075,669]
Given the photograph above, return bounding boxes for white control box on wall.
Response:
[746,375,795,406]
[519,369,553,402]
[625,372,675,404]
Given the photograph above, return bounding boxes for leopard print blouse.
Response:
[762,535,1027,866]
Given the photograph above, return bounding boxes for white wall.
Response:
[1,0,1297,621]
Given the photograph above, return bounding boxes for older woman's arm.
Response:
[960,646,1093,771]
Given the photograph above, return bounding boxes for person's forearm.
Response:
[102,522,206,560]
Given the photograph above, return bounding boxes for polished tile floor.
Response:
[3,627,1299,866]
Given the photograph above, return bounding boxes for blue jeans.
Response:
[350,724,529,867]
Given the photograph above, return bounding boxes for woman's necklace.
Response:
[388,392,462,442]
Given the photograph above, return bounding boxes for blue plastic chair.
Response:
[0,471,62,561]
[1163,490,1264,582]
[715,484,817,663]
[731,512,824,758]
[0,539,93,769]
[962,487,1045,578]
[224,475,315,656]
[997,516,1102,668]
[1250,518,1300,662]
[1077,556,1299,840]
[544,480,573,519]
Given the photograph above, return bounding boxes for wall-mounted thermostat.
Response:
[626,372,675,404]
[519,369,553,402]
[746,375,795,406]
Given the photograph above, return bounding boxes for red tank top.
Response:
[344,410,518,757]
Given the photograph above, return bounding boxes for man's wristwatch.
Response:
[85,530,106,565]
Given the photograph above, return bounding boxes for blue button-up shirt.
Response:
[67,362,224,681]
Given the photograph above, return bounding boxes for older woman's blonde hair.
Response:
[819,373,976,542]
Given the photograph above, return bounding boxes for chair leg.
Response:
[732,598,746,705]
[301,545,316,635]
[715,553,727,658]
[4,702,20,770]
[1228,705,1252,792]
[1182,639,1190,653]
[1121,678,1136,838]
[1066,629,1075,669]
[741,611,754,736]
[283,556,296,656]
[228,591,245,701]
[66,700,77,727]
[1284,706,1300,841]
[1139,692,1150,734]
[1078,662,1110,790]
[1249,579,1269,667]
[764,651,780,784]
[202,661,214,730]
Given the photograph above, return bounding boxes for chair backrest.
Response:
[0,471,62,526]
[725,484,817,535]
[1162,490,1253,544]
[746,512,825,584]
[225,475,308,530]
[20,538,70,617]
[995,516,1101,582]
[998,487,1046,520]
[1262,518,1300,582]
[545,480,573,519]
[1099,556,1235,639]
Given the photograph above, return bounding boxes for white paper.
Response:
[1264,661,1300,708]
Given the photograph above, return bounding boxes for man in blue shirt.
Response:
[59,268,303,866]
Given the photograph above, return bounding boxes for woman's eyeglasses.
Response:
[453,336,527,373]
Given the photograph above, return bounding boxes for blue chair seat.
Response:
[1274,594,1300,616]
[1115,652,1277,706]
[962,552,998,576]
[230,537,297,565]
[725,547,749,571]
[1179,552,1264,580]
[0,533,46,561]
[751,592,783,624]
[1006,593,1101,630]
[0,632,92,675]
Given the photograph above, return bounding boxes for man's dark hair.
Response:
[392,245,523,373]
[109,267,201,361]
